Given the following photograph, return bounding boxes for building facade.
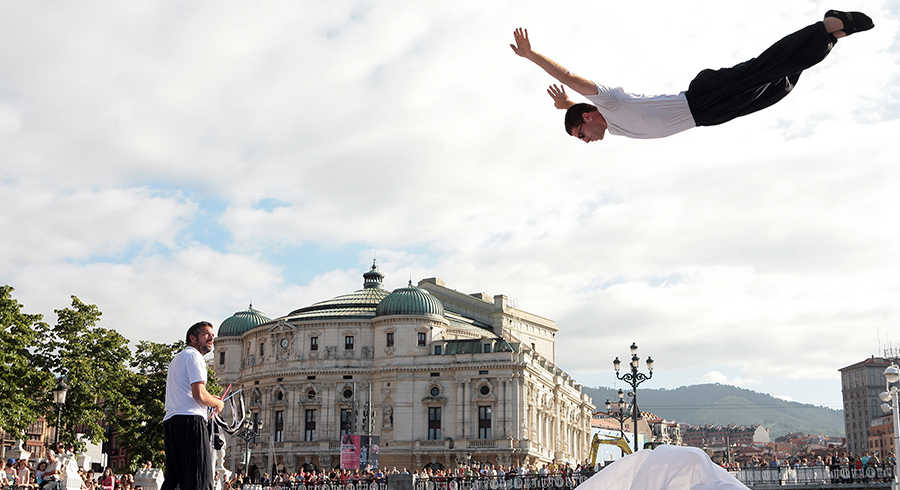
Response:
[840,356,898,456]
[868,415,893,459]
[215,264,594,474]
[681,424,768,448]
[0,417,54,462]
[645,414,682,446]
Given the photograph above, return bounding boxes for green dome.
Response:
[376,282,444,317]
[285,262,390,320]
[219,306,271,337]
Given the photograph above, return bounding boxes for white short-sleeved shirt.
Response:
[584,83,696,139]
[163,346,208,421]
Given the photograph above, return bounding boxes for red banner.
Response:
[340,434,360,469]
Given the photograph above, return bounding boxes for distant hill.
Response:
[582,383,844,438]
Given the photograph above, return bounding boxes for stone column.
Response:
[501,380,507,438]
[326,384,334,439]
[511,381,519,440]
[457,381,465,439]
[552,413,558,453]
[554,397,560,453]
[462,381,469,439]
[537,411,543,447]
[526,404,532,440]
[572,427,578,459]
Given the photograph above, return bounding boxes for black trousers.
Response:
[162,415,212,490]
[686,22,836,126]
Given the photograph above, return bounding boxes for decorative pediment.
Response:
[267,319,294,333]
[299,383,320,405]
[421,395,447,406]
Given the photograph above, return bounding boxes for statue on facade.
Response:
[382,404,393,429]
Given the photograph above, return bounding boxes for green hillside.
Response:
[582,383,844,438]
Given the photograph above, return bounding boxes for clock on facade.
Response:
[280,338,289,349]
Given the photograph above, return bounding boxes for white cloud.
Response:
[0,103,21,134]
[6,247,367,345]
[0,183,197,269]
[0,0,898,409]
[702,371,760,388]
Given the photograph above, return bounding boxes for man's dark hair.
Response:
[186,321,214,344]
[564,103,599,135]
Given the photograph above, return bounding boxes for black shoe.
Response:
[825,9,874,35]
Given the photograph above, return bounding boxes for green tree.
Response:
[0,286,54,439]
[117,340,224,472]
[117,340,178,471]
[35,296,133,450]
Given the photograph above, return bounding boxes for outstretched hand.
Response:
[547,84,574,109]
[510,27,532,58]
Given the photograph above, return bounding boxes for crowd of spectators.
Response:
[8,446,897,490]
[410,462,593,479]
[715,450,896,471]
[224,461,594,488]
[1,450,142,490]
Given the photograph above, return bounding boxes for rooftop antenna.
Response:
[877,328,882,359]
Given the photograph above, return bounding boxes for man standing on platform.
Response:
[162,321,224,490]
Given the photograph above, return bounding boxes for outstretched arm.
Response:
[547,84,575,109]
[510,27,598,96]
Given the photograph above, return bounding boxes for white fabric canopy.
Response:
[579,446,748,490]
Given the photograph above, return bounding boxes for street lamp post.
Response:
[235,416,262,478]
[52,377,69,446]
[880,364,900,490]
[605,388,631,455]
[604,389,629,436]
[614,342,654,453]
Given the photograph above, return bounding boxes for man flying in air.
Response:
[510,10,874,142]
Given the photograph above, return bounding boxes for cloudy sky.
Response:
[2,1,898,410]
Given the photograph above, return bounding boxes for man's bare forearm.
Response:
[192,382,224,409]
[526,51,597,96]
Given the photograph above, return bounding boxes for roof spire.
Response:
[363,260,384,289]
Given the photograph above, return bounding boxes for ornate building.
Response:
[215,264,594,473]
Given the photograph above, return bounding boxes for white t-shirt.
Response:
[584,83,696,139]
[163,346,208,421]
